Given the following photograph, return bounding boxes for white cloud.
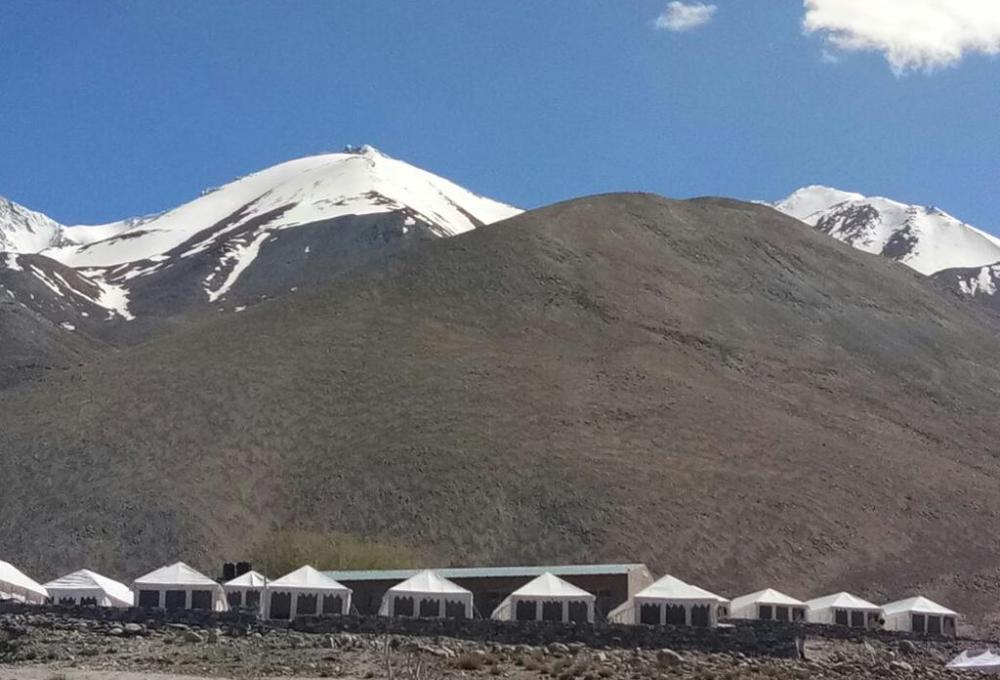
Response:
[655,2,718,32]
[803,0,1000,74]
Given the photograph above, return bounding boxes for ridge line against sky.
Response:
[0,1,997,234]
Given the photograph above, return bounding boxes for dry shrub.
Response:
[252,529,423,576]
[454,653,486,671]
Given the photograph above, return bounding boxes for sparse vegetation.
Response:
[252,529,423,577]
[454,652,487,671]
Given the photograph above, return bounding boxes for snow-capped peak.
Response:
[774,186,1000,276]
[45,146,521,269]
[0,196,66,253]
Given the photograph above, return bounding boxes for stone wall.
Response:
[5,601,972,659]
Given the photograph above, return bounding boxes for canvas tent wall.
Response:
[805,592,880,628]
[882,597,958,636]
[223,570,267,611]
[0,560,47,604]
[44,569,133,607]
[730,588,806,622]
[490,572,595,623]
[378,570,474,619]
[133,562,227,611]
[265,566,351,620]
[607,575,729,628]
[948,650,1000,673]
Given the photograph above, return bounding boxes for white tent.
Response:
[0,560,47,604]
[265,565,351,620]
[223,570,267,610]
[806,592,880,628]
[882,596,958,636]
[491,572,595,623]
[948,650,1000,673]
[44,569,133,608]
[133,562,227,611]
[730,588,806,622]
[607,574,729,628]
[378,569,474,619]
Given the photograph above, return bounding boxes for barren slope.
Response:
[3,194,1000,624]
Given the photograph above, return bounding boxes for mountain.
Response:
[775,186,1000,276]
[5,193,1000,626]
[0,146,520,347]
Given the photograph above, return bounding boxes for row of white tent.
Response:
[1,559,958,634]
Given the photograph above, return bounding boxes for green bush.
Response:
[252,529,423,577]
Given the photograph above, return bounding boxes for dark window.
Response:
[394,596,415,617]
[445,600,467,619]
[775,606,789,621]
[419,598,441,618]
[759,605,773,620]
[297,593,318,616]
[80,597,98,607]
[568,601,589,623]
[793,607,806,621]
[835,609,849,626]
[911,613,926,633]
[58,597,76,606]
[227,591,242,608]
[665,604,686,625]
[691,605,710,628]
[850,611,865,628]
[927,616,942,635]
[270,592,292,620]
[137,590,160,608]
[190,590,212,611]
[246,591,261,609]
[515,600,537,621]
[323,595,342,615]
[165,590,187,610]
[542,601,563,622]
[719,606,728,618]
[640,603,661,625]
[944,617,956,636]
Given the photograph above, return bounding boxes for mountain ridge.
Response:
[5,193,1000,625]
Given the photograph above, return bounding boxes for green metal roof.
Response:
[323,563,647,582]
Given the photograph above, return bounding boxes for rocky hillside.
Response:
[4,194,1000,625]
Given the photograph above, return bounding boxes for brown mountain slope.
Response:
[3,193,1000,624]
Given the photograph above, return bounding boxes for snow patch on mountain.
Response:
[775,186,1000,276]
[957,265,1000,297]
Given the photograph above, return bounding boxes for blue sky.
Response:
[1,1,998,231]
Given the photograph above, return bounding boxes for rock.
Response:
[548,642,571,655]
[182,630,205,643]
[124,623,144,636]
[107,627,124,637]
[656,649,684,667]
[898,640,918,656]
[890,660,914,674]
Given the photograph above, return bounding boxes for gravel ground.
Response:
[0,611,973,680]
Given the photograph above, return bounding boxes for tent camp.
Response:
[378,569,474,619]
[882,597,958,636]
[491,572,595,623]
[948,650,1000,673]
[607,575,729,628]
[223,570,267,610]
[806,592,881,628]
[730,588,806,622]
[133,562,227,611]
[44,569,133,607]
[0,560,47,604]
[265,566,351,620]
